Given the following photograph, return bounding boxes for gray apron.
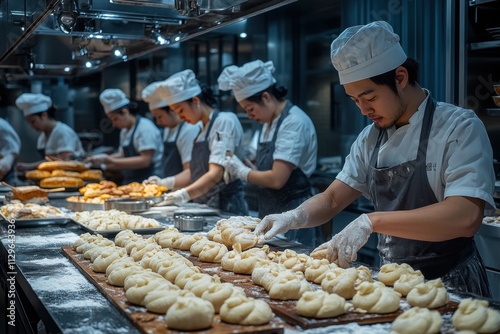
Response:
[161,123,184,178]
[190,110,248,215]
[367,96,490,297]
[121,116,155,184]
[255,101,323,247]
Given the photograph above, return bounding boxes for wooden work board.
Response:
[61,246,287,334]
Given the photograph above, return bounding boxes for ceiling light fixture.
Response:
[57,0,79,34]
[113,46,126,58]
[151,30,169,45]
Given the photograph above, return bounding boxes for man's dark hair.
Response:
[370,57,419,94]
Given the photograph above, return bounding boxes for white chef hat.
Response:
[157,69,202,105]
[15,93,52,117]
[218,60,276,102]
[330,21,407,84]
[141,81,168,110]
[99,88,130,114]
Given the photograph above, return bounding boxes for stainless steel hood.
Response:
[0,0,296,80]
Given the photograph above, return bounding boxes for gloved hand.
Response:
[162,188,190,205]
[254,209,304,243]
[86,153,109,166]
[144,175,175,189]
[224,155,251,183]
[312,214,373,268]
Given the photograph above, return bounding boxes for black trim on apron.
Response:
[161,122,184,178]
[121,116,155,184]
[190,110,248,215]
[367,95,490,296]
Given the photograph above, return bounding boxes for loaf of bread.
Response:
[25,170,52,180]
[40,176,84,188]
[38,160,89,172]
[79,169,103,181]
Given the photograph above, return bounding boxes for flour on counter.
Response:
[15,232,79,247]
[285,322,392,334]
[29,270,92,292]
[52,299,106,309]
[22,257,72,267]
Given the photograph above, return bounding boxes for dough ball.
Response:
[232,247,269,275]
[107,264,144,287]
[392,307,443,334]
[130,242,162,262]
[198,241,228,263]
[105,256,135,276]
[274,249,310,272]
[377,263,416,286]
[189,237,210,257]
[123,271,165,291]
[221,244,242,272]
[352,281,401,314]
[91,247,127,273]
[407,278,449,309]
[165,296,214,331]
[158,261,196,284]
[268,271,313,300]
[296,290,351,318]
[220,295,273,325]
[452,298,500,333]
[321,267,358,299]
[174,233,205,251]
[393,272,424,297]
[201,283,246,313]
[114,229,136,247]
[126,278,173,306]
[304,258,335,284]
[183,273,221,297]
[143,287,191,314]
[174,266,203,289]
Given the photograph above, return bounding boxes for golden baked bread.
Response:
[24,170,52,180]
[79,169,103,181]
[40,176,84,188]
[50,169,82,178]
[38,160,89,172]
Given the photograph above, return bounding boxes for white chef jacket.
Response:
[260,105,318,177]
[119,117,163,173]
[195,110,244,166]
[337,91,496,212]
[37,121,85,157]
[0,118,21,157]
[163,121,201,164]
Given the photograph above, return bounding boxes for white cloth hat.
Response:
[99,88,130,113]
[157,69,202,105]
[141,81,168,110]
[15,93,52,117]
[218,60,276,102]
[330,21,407,84]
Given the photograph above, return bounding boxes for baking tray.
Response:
[66,199,105,212]
[70,219,165,238]
[0,212,70,227]
[61,246,286,334]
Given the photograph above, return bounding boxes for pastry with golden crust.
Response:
[24,170,52,180]
[38,160,89,172]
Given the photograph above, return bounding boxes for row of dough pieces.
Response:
[72,227,500,334]
[73,210,161,230]
[72,231,273,331]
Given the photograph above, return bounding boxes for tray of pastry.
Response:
[69,210,166,238]
[0,203,71,226]
[61,246,287,334]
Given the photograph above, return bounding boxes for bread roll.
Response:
[79,169,103,181]
[51,169,82,178]
[38,160,89,172]
[25,170,52,180]
[40,176,84,188]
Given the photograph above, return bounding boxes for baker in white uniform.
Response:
[253,21,495,297]
[141,81,200,190]
[0,117,21,185]
[86,89,163,184]
[218,59,322,247]
[15,93,85,171]
[156,69,248,215]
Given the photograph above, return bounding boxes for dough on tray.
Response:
[392,307,443,334]
[164,296,214,331]
[183,273,221,297]
[304,258,335,284]
[268,271,313,300]
[201,282,246,313]
[143,286,188,314]
[406,278,449,309]
[107,264,145,287]
[352,281,401,314]
[197,241,228,263]
[377,263,417,286]
[125,278,173,306]
[296,290,351,318]
[91,247,127,273]
[219,295,273,326]
[452,298,500,333]
[393,271,425,297]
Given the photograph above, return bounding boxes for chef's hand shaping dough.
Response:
[254,209,303,243]
[312,214,373,267]
[223,155,251,183]
[162,188,190,205]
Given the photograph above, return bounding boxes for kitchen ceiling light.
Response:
[113,46,126,57]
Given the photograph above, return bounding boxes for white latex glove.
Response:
[162,188,190,205]
[224,155,251,182]
[254,209,304,243]
[312,214,373,268]
[86,153,109,166]
[144,175,175,189]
